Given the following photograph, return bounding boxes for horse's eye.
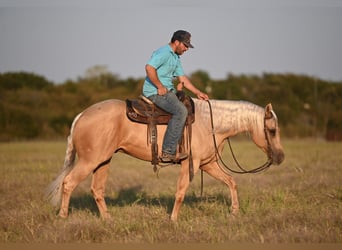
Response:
[268,128,276,136]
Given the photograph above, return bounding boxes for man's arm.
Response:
[145,64,168,96]
[178,75,209,100]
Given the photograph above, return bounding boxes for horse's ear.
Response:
[265,103,273,118]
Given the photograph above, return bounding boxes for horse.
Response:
[46,98,285,221]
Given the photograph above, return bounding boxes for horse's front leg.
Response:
[201,161,239,215]
[170,159,198,221]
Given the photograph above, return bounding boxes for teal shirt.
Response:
[143,44,185,97]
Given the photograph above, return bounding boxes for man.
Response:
[143,30,209,163]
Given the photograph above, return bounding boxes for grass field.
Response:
[0,139,341,243]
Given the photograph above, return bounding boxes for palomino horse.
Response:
[46,98,284,221]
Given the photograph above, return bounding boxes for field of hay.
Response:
[0,139,341,243]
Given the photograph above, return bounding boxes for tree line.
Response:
[1,69,341,141]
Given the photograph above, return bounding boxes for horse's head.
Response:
[255,103,285,165]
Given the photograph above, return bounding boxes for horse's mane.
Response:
[194,99,265,135]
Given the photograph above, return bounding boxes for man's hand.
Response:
[176,82,184,91]
[157,86,168,95]
[196,91,209,100]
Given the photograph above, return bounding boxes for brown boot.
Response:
[160,152,188,163]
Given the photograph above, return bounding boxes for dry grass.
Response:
[0,139,341,243]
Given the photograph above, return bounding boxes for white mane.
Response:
[194,99,265,135]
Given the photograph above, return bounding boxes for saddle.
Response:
[126,91,195,180]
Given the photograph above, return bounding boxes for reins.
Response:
[206,100,273,175]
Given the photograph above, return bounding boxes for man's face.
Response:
[174,40,189,55]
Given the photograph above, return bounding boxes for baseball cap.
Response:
[172,30,194,48]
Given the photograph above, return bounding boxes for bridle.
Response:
[206,100,274,175]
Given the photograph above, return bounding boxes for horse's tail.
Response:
[45,112,82,207]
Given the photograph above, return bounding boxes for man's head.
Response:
[170,30,194,55]
[171,30,194,48]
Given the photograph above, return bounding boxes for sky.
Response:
[1,0,342,83]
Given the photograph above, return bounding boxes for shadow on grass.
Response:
[69,185,231,216]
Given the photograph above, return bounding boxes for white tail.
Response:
[45,112,82,207]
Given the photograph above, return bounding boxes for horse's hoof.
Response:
[101,212,112,220]
[170,215,178,222]
[231,208,239,216]
[58,212,68,219]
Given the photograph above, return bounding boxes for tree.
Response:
[0,72,53,90]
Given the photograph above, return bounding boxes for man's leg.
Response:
[149,92,188,161]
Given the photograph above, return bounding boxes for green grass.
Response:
[0,139,341,243]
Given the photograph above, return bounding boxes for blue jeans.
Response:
[148,91,188,155]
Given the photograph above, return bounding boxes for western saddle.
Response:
[126,91,195,180]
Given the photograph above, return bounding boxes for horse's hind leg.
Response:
[91,161,111,219]
[201,161,239,215]
[59,160,94,218]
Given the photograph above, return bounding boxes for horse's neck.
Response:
[195,99,264,137]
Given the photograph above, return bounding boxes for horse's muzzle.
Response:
[273,150,285,165]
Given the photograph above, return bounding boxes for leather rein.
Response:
[206,100,273,175]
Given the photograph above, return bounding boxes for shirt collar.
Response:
[167,44,180,58]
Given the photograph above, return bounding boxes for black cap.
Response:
[171,30,194,48]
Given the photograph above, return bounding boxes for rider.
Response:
[143,30,209,163]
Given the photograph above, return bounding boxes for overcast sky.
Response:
[1,0,342,83]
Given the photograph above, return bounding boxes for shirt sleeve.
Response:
[146,50,166,69]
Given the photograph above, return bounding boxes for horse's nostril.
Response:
[275,151,285,165]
